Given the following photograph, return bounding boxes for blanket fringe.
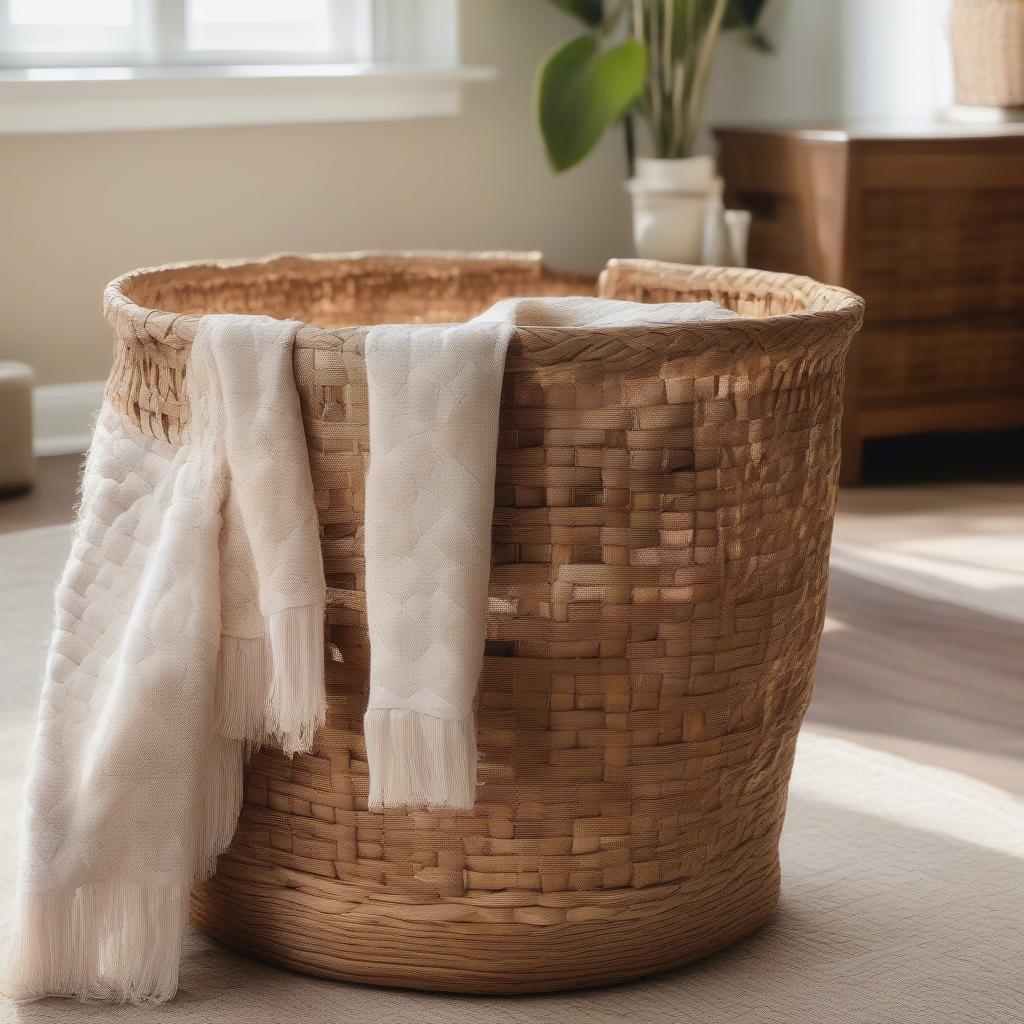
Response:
[217,604,325,756]
[216,636,270,745]
[3,882,187,1005]
[364,709,477,811]
[266,604,326,756]
[194,735,245,879]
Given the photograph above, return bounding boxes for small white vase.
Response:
[627,155,720,264]
[633,155,717,190]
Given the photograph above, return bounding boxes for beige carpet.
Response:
[2,526,1023,1023]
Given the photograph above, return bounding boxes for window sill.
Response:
[0,63,496,134]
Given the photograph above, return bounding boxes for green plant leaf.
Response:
[536,34,646,172]
[723,0,772,50]
[547,0,604,26]
[745,28,773,52]
[723,0,768,29]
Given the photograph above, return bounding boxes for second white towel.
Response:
[362,295,735,812]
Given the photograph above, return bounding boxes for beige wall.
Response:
[2,0,858,388]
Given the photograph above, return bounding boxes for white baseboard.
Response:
[32,381,104,457]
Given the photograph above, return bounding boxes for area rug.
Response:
[1,526,1022,1023]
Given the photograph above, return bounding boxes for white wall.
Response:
[707,0,953,130]
[838,0,953,119]
[706,0,844,129]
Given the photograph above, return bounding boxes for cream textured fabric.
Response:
[363,319,514,810]
[5,315,325,1005]
[362,297,734,811]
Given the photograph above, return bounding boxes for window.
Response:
[0,0,373,67]
[0,0,488,133]
[186,1,338,55]
[3,1,137,54]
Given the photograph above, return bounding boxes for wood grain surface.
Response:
[715,124,1024,485]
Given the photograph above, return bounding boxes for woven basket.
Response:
[951,0,1024,108]
[103,252,863,994]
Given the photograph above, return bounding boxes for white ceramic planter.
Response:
[627,155,719,264]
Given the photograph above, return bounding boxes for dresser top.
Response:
[713,118,1024,143]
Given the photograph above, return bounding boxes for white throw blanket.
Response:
[362,295,734,811]
[6,315,325,1004]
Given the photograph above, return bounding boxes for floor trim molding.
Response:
[32,381,104,457]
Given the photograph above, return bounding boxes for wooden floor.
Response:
[2,439,1022,795]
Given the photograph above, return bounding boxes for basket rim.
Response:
[102,251,865,356]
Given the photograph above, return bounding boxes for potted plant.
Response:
[536,0,771,262]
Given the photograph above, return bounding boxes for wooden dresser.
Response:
[715,122,1024,483]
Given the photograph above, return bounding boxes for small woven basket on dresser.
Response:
[103,252,864,995]
[951,0,1024,108]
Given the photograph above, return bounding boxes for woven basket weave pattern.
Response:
[103,253,863,993]
[952,0,1024,108]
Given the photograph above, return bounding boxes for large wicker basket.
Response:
[103,252,863,994]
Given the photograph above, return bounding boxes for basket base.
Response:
[190,851,780,995]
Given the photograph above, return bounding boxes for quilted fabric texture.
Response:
[6,315,325,1005]
[363,320,514,809]
[362,297,735,811]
